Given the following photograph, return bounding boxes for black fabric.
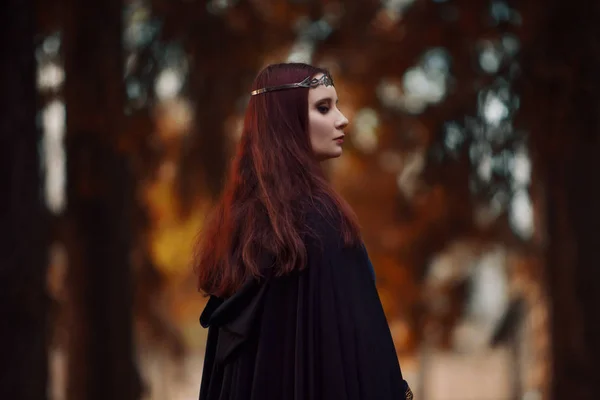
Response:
[199,212,411,400]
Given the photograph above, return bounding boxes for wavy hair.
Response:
[193,63,361,297]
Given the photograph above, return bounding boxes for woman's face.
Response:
[307,74,349,161]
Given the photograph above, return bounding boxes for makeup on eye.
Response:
[317,105,330,114]
[315,97,340,114]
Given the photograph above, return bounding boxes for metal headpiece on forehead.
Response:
[250,73,334,96]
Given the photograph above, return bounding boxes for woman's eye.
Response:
[317,105,329,114]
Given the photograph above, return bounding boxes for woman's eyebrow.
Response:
[315,97,339,104]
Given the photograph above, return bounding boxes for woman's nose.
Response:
[336,112,349,130]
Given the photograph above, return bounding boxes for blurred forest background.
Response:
[1,0,599,399]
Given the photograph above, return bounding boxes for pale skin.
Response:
[307,73,349,161]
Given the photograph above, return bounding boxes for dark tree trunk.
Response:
[542,123,600,400]
[62,0,141,399]
[0,0,49,398]
[177,4,275,210]
[546,130,600,400]
[520,1,600,398]
[179,17,244,208]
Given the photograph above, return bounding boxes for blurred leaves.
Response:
[40,0,550,372]
[124,0,537,351]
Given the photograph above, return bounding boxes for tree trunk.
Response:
[177,5,273,210]
[0,0,49,398]
[546,130,600,400]
[520,1,600,398]
[542,125,600,400]
[62,0,141,399]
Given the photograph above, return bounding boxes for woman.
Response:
[194,63,413,400]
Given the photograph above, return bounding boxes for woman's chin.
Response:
[319,151,342,162]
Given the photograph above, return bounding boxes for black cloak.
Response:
[198,212,413,400]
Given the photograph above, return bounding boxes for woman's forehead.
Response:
[308,84,338,102]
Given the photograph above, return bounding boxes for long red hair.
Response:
[193,63,361,298]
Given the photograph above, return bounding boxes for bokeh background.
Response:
[2,0,600,399]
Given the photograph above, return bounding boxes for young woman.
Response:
[194,63,413,400]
